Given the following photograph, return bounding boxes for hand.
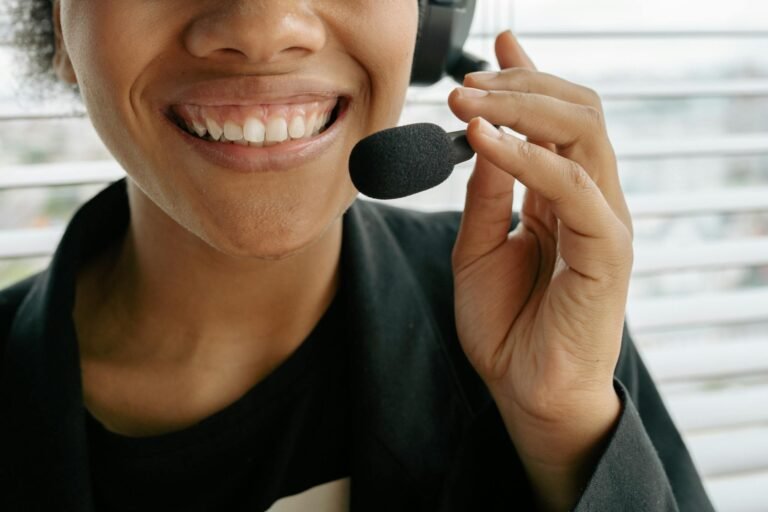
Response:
[447,31,633,510]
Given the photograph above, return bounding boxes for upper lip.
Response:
[165,76,353,107]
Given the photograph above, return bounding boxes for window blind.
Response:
[1,1,767,509]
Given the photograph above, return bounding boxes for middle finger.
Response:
[448,87,610,155]
[465,68,603,112]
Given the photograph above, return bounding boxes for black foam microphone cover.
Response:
[349,123,475,200]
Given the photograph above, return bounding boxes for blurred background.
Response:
[1,1,766,510]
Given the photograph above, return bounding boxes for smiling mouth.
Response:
[167,97,346,146]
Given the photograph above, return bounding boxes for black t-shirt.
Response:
[85,291,350,512]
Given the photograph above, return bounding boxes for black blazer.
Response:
[0,180,714,511]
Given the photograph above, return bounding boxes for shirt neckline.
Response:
[84,287,344,456]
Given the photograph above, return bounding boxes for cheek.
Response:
[61,1,188,199]
[339,1,420,129]
[64,2,139,99]
[62,2,180,145]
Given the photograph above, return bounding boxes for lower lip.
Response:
[165,100,348,174]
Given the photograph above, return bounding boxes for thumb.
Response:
[453,135,515,270]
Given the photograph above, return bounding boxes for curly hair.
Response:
[8,0,79,99]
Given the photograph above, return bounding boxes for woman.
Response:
[1,1,714,511]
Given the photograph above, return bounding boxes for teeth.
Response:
[244,118,266,145]
[205,118,223,141]
[305,113,318,137]
[288,116,306,139]
[266,117,289,143]
[186,107,337,145]
[192,121,207,138]
[223,121,244,142]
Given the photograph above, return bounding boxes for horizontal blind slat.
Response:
[0,161,124,189]
[641,337,768,383]
[687,425,768,478]
[0,113,88,122]
[628,187,768,217]
[628,288,768,331]
[634,239,768,274]
[616,133,768,160]
[0,227,64,259]
[664,382,768,432]
[705,469,768,512]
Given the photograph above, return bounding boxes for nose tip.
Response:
[184,4,326,66]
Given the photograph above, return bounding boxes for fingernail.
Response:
[501,29,517,42]
[465,71,498,82]
[457,87,489,99]
[477,118,503,139]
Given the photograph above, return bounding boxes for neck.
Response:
[75,181,343,366]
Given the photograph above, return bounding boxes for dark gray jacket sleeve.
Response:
[440,324,715,512]
[571,325,715,511]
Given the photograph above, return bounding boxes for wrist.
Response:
[496,388,622,511]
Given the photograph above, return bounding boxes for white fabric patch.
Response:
[265,478,350,512]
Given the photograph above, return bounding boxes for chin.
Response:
[191,188,353,262]
[125,152,357,262]
[212,224,329,261]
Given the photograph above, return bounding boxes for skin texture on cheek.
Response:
[56,0,419,260]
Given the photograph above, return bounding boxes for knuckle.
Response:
[582,105,605,129]
[580,86,604,109]
[626,216,635,242]
[604,224,635,273]
[505,90,526,105]
[509,97,526,126]
[506,67,533,78]
[490,91,525,128]
[517,139,535,161]
[566,161,593,193]
[504,68,534,92]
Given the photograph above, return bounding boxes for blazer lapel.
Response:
[0,180,128,511]
[341,201,473,510]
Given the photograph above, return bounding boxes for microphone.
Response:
[349,123,475,200]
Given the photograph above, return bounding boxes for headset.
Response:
[411,0,490,86]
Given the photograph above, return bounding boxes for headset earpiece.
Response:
[411,0,490,86]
